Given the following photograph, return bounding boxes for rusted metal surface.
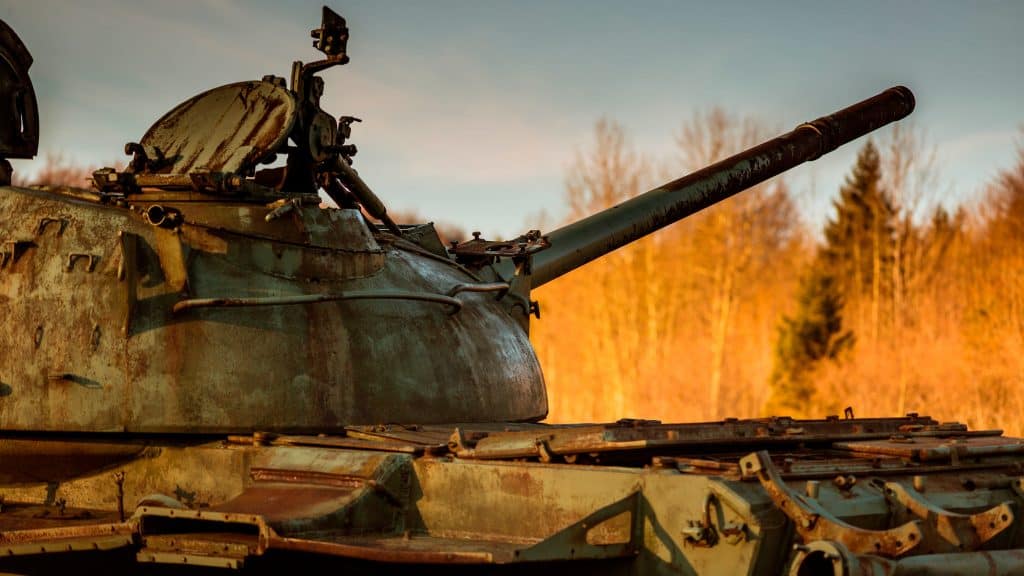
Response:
[451,230,551,267]
[446,415,950,460]
[741,451,924,558]
[139,81,297,175]
[789,540,1024,576]
[265,433,442,455]
[0,519,134,556]
[671,453,1018,481]
[0,186,547,430]
[0,417,1019,573]
[0,438,145,483]
[834,435,1024,462]
[880,480,1014,551]
[267,534,501,564]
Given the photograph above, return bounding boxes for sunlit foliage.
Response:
[534,123,1024,436]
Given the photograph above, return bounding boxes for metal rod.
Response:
[329,156,404,236]
[529,86,915,288]
[172,290,463,314]
[446,282,510,297]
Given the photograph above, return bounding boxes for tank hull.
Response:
[1,416,1022,575]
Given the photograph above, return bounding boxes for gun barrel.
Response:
[530,86,915,288]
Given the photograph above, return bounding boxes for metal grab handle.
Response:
[445,282,509,297]
[172,290,464,315]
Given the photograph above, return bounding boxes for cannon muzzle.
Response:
[530,86,915,287]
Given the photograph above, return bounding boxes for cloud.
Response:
[938,129,1019,162]
[320,52,579,188]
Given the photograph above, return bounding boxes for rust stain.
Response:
[497,469,544,498]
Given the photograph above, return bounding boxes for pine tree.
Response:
[765,267,853,415]
[766,140,892,414]
[822,140,896,302]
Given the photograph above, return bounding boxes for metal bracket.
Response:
[0,240,32,268]
[66,253,98,272]
[682,492,748,547]
[124,141,167,173]
[740,451,922,558]
[36,217,68,237]
[118,231,138,336]
[451,230,550,267]
[880,480,1014,551]
[513,491,642,562]
[134,505,271,568]
[46,372,102,389]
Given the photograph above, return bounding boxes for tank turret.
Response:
[0,7,912,434]
[3,8,1024,576]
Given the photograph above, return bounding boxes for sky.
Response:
[2,0,1021,239]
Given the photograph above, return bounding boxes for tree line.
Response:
[532,114,1024,434]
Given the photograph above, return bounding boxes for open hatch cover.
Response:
[139,80,297,175]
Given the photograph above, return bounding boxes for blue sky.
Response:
[3,1,1021,238]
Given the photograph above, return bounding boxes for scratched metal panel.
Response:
[0,187,132,431]
[123,241,548,431]
[0,187,546,432]
[140,81,297,175]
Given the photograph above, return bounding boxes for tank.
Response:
[0,7,1021,576]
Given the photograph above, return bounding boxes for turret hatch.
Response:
[139,80,297,176]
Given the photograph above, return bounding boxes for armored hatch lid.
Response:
[0,18,39,159]
[139,80,297,175]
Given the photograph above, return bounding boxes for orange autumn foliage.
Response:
[532,120,1024,437]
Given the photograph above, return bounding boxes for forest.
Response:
[532,113,1024,435]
